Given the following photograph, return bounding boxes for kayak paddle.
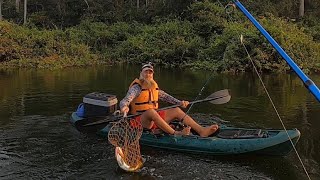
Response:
[75,89,231,129]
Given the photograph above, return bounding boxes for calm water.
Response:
[0,65,319,180]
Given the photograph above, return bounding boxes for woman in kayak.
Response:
[119,62,219,137]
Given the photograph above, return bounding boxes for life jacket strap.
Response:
[134,101,158,105]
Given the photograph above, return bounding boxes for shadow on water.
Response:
[131,147,308,180]
[0,114,120,179]
[1,113,314,180]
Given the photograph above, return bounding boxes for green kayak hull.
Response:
[70,112,300,156]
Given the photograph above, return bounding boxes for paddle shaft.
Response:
[82,89,230,127]
[124,94,228,120]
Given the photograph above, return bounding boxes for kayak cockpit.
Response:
[145,121,271,139]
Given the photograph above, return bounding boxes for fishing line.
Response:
[183,72,215,118]
[240,35,311,180]
[214,1,311,179]
[180,1,235,124]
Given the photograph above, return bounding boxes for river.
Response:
[0,65,319,179]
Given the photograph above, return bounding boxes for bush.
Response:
[1,1,320,73]
[0,21,99,68]
[113,20,204,66]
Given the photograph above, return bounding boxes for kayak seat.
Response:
[216,129,268,139]
[142,121,223,137]
[143,128,174,138]
[142,121,190,136]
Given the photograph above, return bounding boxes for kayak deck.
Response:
[70,112,300,156]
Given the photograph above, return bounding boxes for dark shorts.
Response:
[134,110,166,129]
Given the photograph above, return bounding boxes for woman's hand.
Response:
[180,100,189,108]
[120,106,129,116]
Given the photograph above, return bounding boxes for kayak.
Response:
[70,112,300,156]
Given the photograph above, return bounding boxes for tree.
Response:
[23,0,27,24]
[16,0,21,12]
[0,0,3,21]
[299,0,304,17]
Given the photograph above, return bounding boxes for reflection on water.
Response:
[0,66,319,179]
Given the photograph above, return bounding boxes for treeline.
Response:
[0,0,194,27]
[0,0,320,72]
[1,0,319,27]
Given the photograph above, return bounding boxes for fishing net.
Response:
[108,118,144,171]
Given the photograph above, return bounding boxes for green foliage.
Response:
[192,13,320,73]
[241,0,299,18]
[113,20,203,66]
[301,15,320,42]
[259,15,320,73]
[0,21,99,68]
[1,1,320,73]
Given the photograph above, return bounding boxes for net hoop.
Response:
[108,118,144,172]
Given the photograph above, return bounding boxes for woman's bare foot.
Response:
[174,126,191,136]
[199,124,219,137]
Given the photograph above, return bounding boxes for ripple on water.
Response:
[0,114,114,179]
[0,111,316,179]
[132,151,272,180]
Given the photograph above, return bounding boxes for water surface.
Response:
[0,65,319,179]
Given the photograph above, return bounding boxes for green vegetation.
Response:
[0,21,100,68]
[0,1,320,72]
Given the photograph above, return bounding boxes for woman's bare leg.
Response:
[164,107,218,137]
[140,109,190,135]
[140,109,175,134]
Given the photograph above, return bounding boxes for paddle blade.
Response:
[207,89,231,104]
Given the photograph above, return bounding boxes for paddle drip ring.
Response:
[108,118,144,172]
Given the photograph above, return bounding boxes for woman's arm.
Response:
[119,84,141,110]
[159,90,182,105]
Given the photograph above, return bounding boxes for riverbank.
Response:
[1,2,320,72]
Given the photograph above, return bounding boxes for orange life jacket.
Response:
[129,79,159,115]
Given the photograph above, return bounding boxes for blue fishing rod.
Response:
[232,0,320,102]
